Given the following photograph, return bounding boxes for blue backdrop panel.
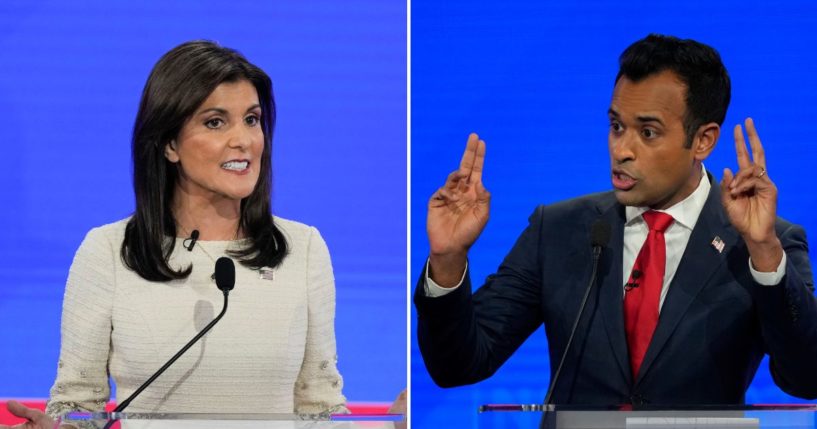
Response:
[411,1,817,427]
[0,1,406,403]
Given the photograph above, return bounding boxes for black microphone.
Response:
[105,257,235,424]
[542,220,611,410]
[214,257,236,294]
[184,229,200,251]
[625,269,642,291]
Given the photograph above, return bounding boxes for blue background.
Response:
[0,1,406,404]
[411,1,817,427]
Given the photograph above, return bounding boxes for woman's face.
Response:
[165,79,265,203]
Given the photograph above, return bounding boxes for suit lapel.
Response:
[635,178,738,386]
[595,198,632,385]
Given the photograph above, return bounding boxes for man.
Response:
[414,34,817,404]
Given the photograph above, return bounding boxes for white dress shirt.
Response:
[426,166,786,305]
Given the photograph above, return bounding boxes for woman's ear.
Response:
[165,140,180,163]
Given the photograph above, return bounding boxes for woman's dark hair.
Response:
[122,40,288,281]
[616,34,731,148]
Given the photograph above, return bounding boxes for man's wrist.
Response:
[749,252,787,286]
[424,258,468,297]
[428,252,468,288]
[746,237,784,272]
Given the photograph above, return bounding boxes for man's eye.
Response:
[610,122,623,132]
[642,128,657,138]
[205,118,224,129]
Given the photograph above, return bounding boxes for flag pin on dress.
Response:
[259,267,275,281]
[711,236,725,253]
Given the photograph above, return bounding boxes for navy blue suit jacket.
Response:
[415,181,817,404]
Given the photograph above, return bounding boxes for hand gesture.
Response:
[720,118,783,271]
[0,401,54,429]
[428,133,490,255]
[426,134,490,286]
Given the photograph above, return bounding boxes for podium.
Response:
[478,404,817,428]
[58,412,405,428]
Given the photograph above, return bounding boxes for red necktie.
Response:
[624,210,674,379]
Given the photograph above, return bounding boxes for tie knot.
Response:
[642,210,674,232]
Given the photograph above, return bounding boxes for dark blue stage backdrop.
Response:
[411,1,817,427]
[0,2,406,404]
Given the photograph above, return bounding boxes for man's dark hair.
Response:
[616,34,731,148]
[122,40,288,281]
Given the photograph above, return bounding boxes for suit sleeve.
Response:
[414,206,547,387]
[751,223,817,399]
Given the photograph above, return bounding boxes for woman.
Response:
[4,40,347,427]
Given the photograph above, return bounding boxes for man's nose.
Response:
[610,132,636,164]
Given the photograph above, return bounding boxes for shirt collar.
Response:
[624,165,711,231]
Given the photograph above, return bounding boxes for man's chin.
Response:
[613,189,645,207]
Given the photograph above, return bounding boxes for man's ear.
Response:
[692,122,719,161]
[165,140,180,163]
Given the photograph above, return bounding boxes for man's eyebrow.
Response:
[636,115,664,126]
[607,109,665,126]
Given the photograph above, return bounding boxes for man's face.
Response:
[608,70,702,209]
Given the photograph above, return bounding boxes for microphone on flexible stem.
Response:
[542,221,611,413]
[184,229,200,251]
[104,257,235,427]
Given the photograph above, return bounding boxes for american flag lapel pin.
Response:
[259,267,275,281]
[711,236,725,254]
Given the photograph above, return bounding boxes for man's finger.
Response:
[720,168,734,203]
[730,165,769,190]
[730,177,768,196]
[469,139,487,183]
[459,133,480,176]
[730,177,756,196]
[438,188,459,203]
[443,170,466,190]
[429,190,447,208]
[733,124,751,169]
[744,118,766,168]
[728,165,755,189]
[475,179,491,204]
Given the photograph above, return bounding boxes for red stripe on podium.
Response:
[0,400,389,425]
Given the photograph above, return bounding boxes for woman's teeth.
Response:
[222,161,249,171]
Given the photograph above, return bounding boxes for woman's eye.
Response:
[245,115,260,126]
[205,118,224,129]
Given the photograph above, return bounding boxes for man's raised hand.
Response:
[720,118,783,272]
[427,133,490,287]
